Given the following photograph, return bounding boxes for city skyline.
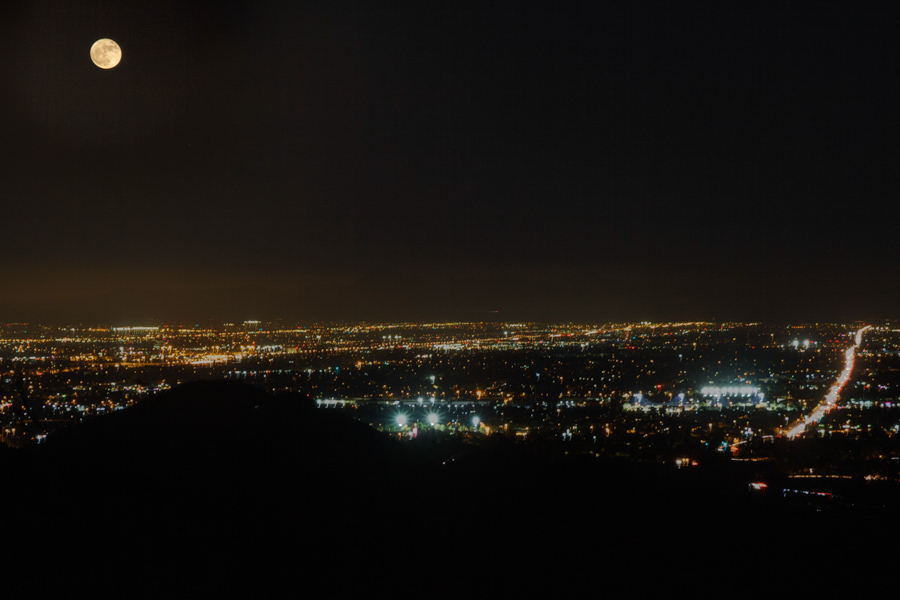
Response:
[1,318,892,445]
[2,1,898,323]
[6,316,896,593]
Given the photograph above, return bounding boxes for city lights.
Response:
[785,326,871,438]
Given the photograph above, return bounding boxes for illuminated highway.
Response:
[785,325,872,438]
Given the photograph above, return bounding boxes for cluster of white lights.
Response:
[395,413,481,427]
[700,386,759,396]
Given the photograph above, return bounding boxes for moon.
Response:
[90,39,122,69]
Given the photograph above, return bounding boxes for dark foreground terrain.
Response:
[3,380,898,596]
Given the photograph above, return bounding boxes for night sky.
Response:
[2,1,898,324]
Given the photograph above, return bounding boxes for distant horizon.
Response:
[0,317,887,328]
[0,263,892,325]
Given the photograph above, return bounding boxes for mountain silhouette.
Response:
[5,380,417,596]
[3,380,898,596]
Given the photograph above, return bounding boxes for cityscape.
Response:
[6,319,900,487]
[6,317,900,593]
[7,0,900,594]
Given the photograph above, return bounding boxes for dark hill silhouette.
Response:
[2,380,898,596]
[39,380,405,473]
[5,381,421,596]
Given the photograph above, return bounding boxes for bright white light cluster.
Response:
[700,386,759,396]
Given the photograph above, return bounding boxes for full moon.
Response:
[90,39,122,69]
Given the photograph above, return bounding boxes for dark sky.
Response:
[1,1,898,324]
